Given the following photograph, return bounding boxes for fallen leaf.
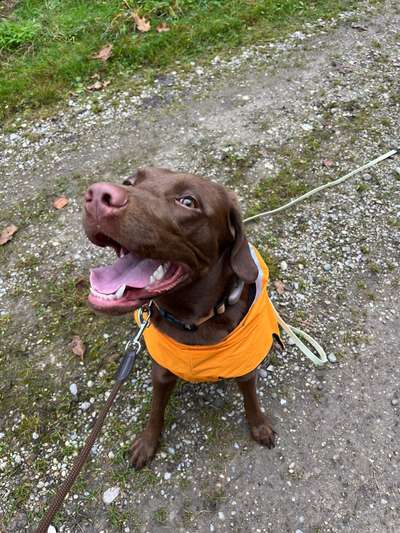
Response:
[274,280,285,295]
[322,159,334,168]
[53,196,69,209]
[0,224,18,245]
[91,44,113,62]
[69,336,86,360]
[156,22,170,33]
[87,79,111,91]
[132,11,151,32]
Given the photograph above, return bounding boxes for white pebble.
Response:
[102,486,120,505]
[218,511,225,520]
[79,401,91,411]
[164,472,171,480]
[47,526,57,533]
[69,383,78,396]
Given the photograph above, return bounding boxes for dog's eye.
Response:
[177,196,198,209]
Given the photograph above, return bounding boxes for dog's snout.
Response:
[85,183,128,218]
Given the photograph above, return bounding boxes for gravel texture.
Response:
[1,1,399,531]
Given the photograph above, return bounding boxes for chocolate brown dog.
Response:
[83,167,279,469]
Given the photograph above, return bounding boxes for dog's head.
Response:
[83,167,257,314]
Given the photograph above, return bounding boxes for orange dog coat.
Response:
[136,246,280,382]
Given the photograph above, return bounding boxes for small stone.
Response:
[80,401,91,411]
[280,260,288,271]
[301,123,313,131]
[47,526,57,533]
[102,486,120,505]
[323,263,332,272]
[164,472,172,480]
[218,512,225,521]
[69,383,78,396]
[391,398,399,406]
[258,368,268,378]
[327,353,337,363]
[32,432,39,440]
[292,31,306,40]
[280,399,287,405]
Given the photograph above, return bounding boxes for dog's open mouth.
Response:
[88,241,188,313]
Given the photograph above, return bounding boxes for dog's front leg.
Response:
[130,361,177,469]
[236,370,276,449]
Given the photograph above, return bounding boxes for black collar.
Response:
[155,282,256,332]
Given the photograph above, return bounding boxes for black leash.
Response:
[35,304,152,533]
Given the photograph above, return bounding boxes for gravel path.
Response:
[1,1,399,531]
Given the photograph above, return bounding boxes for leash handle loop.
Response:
[272,304,327,366]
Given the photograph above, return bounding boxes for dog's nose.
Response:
[85,183,128,218]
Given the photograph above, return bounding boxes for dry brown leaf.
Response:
[53,196,69,209]
[322,159,334,168]
[0,224,18,245]
[87,79,111,91]
[87,80,103,91]
[274,280,285,295]
[132,11,151,32]
[91,44,113,62]
[69,336,86,360]
[156,22,170,33]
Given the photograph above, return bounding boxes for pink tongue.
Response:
[90,253,161,294]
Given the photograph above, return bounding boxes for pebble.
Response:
[47,526,57,533]
[323,263,332,272]
[218,511,225,520]
[164,472,172,480]
[280,260,288,271]
[391,398,399,406]
[102,486,120,505]
[327,353,337,363]
[79,401,91,411]
[69,383,78,396]
[258,368,268,378]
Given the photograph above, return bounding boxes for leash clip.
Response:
[117,301,153,383]
[124,301,153,354]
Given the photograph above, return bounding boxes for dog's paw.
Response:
[250,416,276,449]
[129,431,159,469]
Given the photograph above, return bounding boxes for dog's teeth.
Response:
[149,274,155,285]
[153,264,165,281]
[115,285,125,299]
[164,261,171,271]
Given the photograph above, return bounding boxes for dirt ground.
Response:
[0,1,399,532]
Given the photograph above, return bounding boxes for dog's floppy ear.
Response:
[228,196,258,283]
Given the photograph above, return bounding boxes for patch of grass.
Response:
[154,506,168,524]
[0,0,367,121]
